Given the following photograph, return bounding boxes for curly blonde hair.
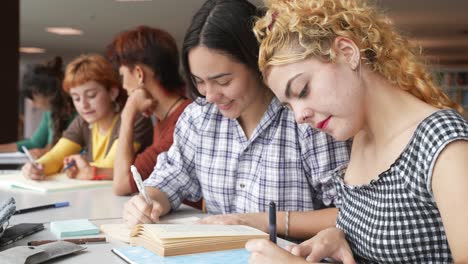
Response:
[254,0,462,113]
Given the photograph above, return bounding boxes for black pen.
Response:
[269,201,277,244]
[14,202,70,215]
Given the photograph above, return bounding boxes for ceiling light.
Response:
[19,47,45,54]
[45,27,83,35]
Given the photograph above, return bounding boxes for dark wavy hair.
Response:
[181,0,264,99]
[22,56,74,144]
[107,25,185,95]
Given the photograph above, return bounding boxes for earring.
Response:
[113,100,121,112]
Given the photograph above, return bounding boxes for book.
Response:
[50,219,99,238]
[0,172,112,192]
[112,246,250,264]
[129,224,268,256]
[101,216,200,243]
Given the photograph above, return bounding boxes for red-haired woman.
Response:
[107,26,195,201]
[21,54,153,181]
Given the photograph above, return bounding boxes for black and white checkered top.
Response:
[333,109,468,263]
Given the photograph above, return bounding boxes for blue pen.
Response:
[62,150,86,172]
[269,201,277,244]
[14,202,70,215]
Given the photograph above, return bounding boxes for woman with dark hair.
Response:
[122,0,350,240]
[0,57,75,158]
[22,54,153,181]
[107,25,198,209]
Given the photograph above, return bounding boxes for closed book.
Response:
[129,224,268,256]
[50,219,99,238]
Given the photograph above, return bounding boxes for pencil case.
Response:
[0,197,16,237]
[0,241,85,264]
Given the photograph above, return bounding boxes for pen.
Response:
[21,146,40,169]
[130,165,151,205]
[62,149,87,172]
[28,237,106,246]
[269,201,277,244]
[14,202,70,215]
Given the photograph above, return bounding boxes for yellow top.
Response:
[38,116,141,176]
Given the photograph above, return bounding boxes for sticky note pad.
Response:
[50,219,99,238]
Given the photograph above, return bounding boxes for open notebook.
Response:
[0,173,112,192]
[101,216,200,243]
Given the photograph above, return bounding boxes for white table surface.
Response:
[0,185,292,263]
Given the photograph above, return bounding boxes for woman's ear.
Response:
[110,86,119,101]
[133,65,145,85]
[334,37,360,70]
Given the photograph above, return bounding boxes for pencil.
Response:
[27,237,107,246]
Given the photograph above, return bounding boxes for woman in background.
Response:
[247,0,468,263]
[22,54,152,181]
[107,25,197,209]
[0,57,75,158]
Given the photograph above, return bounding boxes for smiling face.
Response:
[266,57,364,141]
[188,46,264,119]
[69,81,117,124]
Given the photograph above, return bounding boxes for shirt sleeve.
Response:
[62,116,86,146]
[143,105,202,210]
[16,112,50,150]
[300,125,351,208]
[37,138,81,175]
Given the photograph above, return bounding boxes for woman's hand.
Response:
[123,194,165,228]
[123,88,156,118]
[286,227,355,264]
[246,239,307,264]
[63,154,93,180]
[21,162,45,181]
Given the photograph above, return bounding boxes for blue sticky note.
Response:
[50,219,99,238]
[112,246,250,264]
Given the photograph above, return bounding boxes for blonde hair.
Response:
[254,0,462,113]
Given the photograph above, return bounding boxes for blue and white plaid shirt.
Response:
[144,97,350,214]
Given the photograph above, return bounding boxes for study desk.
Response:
[1,185,293,263]
[2,187,128,225]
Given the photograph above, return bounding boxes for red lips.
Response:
[316,116,331,130]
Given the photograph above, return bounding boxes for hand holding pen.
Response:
[62,150,87,172]
[123,165,164,227]
[21,146,45,181]
[63,150,90,179]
